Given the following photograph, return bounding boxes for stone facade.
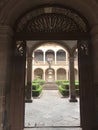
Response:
[27,42,78,81]
[0,1,98,130]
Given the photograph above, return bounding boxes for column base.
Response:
[25,99,33,103]
[69,95,78,102]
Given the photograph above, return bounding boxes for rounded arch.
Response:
[34,68,43,79]
[0,2,98,28]
[45,68,55,82]
[14,5,89,33]
[57,68,66,80]
[34,49,44,61]
[57,49,66,61]
[45,49,55,61]
[29,41,71,56]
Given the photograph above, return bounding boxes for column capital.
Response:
[0,25,14,37]
[68,56,74,61]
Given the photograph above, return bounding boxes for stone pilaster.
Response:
[26,56,33,102]
[90,25,98,129]
[69,56,77,102]
[44,51,46,64]
[0,25,14,130]
[66,69,69,80]
[55,51,57,64]
[43,69,45,80]
[55,70,57,80]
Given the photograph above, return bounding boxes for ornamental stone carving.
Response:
[15,6,89,33]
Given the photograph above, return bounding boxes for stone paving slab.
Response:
[24,128,82,130]
[25,90,80,127]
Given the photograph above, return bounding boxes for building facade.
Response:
[32,43,78,81]
[0,1,98,130]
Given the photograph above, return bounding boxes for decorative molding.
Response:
[15,41,26,56]
[79,41,89,56]
[15,6,89,33]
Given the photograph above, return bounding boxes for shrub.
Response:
[58,85,69,97]
[56,80,63,85]
[32,82,43,97]
[32,83,39,90]
[32,79,45,85]
[57,80,79,97]
[32,86,42,97]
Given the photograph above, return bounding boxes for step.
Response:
[43,83,58,90]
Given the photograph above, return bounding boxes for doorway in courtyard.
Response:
[24,41,80,128]
[9,5,94,130]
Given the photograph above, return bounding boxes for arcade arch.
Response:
[57,68,66,80]
[34,68,43,79]
[32,43,71,82]
[0,2,97,130]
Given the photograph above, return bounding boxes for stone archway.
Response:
[34,68,43,79]
[1,1,95,130]
[45,68,55,82]
[57,68,66,80]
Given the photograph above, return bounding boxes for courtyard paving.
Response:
[25,90,80,129]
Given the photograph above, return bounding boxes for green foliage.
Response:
[32,79,45,85]
[32,86,42,97]
[32,81,43,97]
[32,83,39,90]
[57,80,79,97]
[56,80,79,88]
[56,80,69,85]
[58,85,69,97]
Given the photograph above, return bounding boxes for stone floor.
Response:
[24,90,81,130]
[24,128,82,130]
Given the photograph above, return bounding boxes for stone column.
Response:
[44,51,46,64]
[43,69,45,80]
[55,51,57,64]
[55,69,57,80]
[90,25,98,129]
[66,69,69,80]
[66,51,68,61]
[69,56,77,102]
[26,56,33,102]
[0,25,13,130]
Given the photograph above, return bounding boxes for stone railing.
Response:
[33,61,69,66]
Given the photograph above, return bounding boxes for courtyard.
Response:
[25,90,80,128]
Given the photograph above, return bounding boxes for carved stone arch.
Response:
[14,6,89,33]
[0,1,98,29]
